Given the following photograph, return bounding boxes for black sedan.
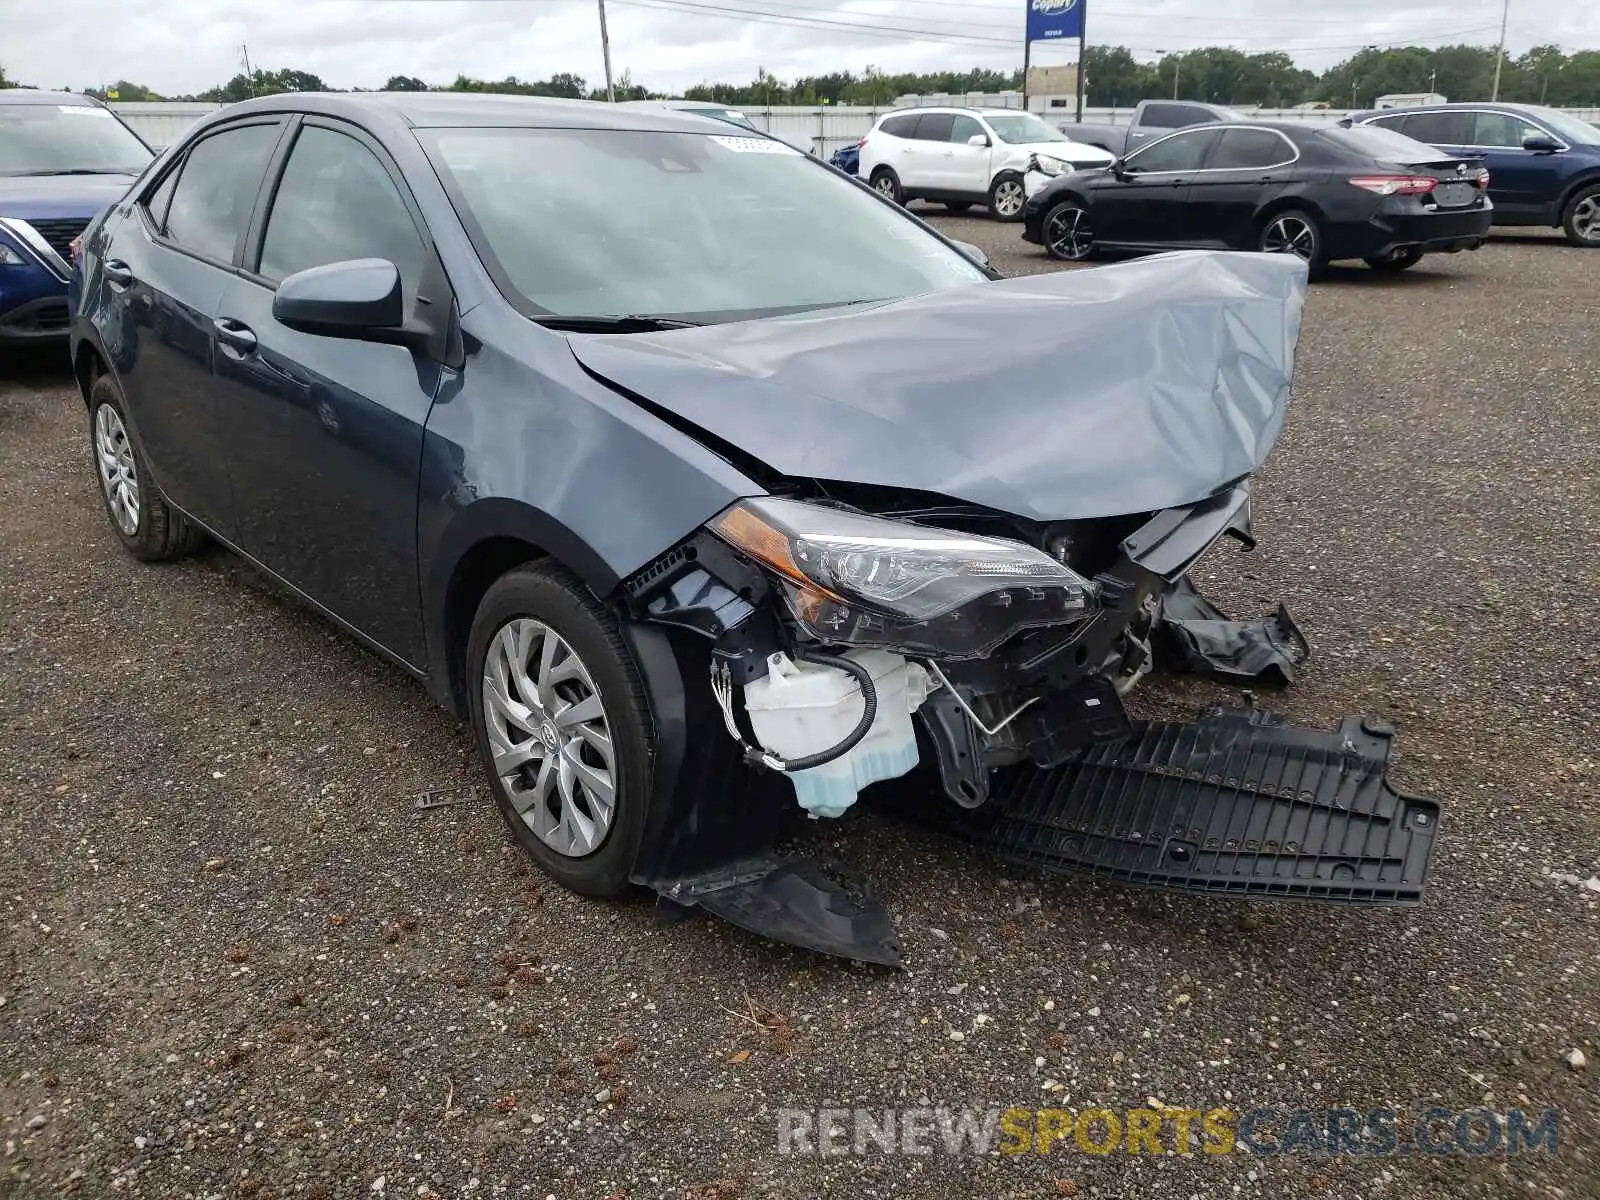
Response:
[1022,120,1494,276]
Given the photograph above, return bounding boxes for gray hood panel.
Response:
[567,250,1308,521]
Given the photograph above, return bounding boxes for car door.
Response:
[946,114,991,194]
[1087,127,1220,245]
[904,112,954,192]
[101,118,285,539]
[1182,127,1299,248]
[1462,110,1567,218]
[208,117,453,667]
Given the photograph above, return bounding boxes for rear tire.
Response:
[1259,208,1327,279]
[1364,248,1424,272]
[466,561,656,899]
[87,374,207,562]
[988,173,1026,222]
[1560,183,1600,246]
[869,167,904,206]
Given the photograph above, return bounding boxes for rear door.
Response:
[903,112,954,192]
[101,118,285,538]
[1183,127,1299,248]
[1088,127,1219,244]
[209,117,452,666]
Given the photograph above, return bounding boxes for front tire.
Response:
[869,167,904,206]
[1259,209,1327,279]
[467,561,655,898]
[988,173,1026,222]
[87,374,206,562]
[1560,184,1600,246]
[1364,247,1424,272]
[1042,199,1095,261]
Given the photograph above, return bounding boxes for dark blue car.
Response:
[0,89,154,346]
[1347,102,1600,246]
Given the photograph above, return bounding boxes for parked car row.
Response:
[830,100,1599,276]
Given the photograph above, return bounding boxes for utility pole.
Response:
[1490,0,1509,100]
[1172,57,1180,100]
[241,43,255,97]
[596,0,616,102]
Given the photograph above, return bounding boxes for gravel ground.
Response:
[2,225,1597,1200]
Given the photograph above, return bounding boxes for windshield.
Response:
[983,113,1069,145]
[1518,106,1600,145]
[697,109,760,132]
[0,102,153,175]
[423,127,988,323]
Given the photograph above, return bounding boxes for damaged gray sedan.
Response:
[72,94,1438,967]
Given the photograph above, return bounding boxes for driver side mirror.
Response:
[967,133,990,147]
[1111,158,1135,180]
[1522,134,1561,154]
[273,258,421,348]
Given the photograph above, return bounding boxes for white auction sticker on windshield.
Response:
[58,105,113,118]
[708,135,800,155]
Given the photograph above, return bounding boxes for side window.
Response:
[1366,114,1408,132]
[1126,129,1219,173]
[1171,105,1217,128]
[257,125,427,307]
[1399,111,1473,145]
[1208,128,1295,170]
[879,114,917,138]
[162,123,281,263]
[912,114,954,142]
[1140,104,1189,130]
[142,164,180,230]
[950,115,985,145]
[1473,111,1546,147]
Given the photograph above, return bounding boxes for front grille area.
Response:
[28,218,89,261]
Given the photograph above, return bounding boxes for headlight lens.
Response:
[1034,154,1066,177]
[709,497,1094,658]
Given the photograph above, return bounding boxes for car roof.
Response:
[882,107,1032,118]
[208,91,739,134]
[0,89,102,107]
[1156,119,1335,137]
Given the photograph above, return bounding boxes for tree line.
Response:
[5,42,1599,109]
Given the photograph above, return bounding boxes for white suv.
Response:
[857,107,1116,221]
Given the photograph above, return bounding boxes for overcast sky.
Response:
[5,0,1597,96]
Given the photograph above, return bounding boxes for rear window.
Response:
[1327,125,1450,164]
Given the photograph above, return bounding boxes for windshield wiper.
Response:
[536,313,703,333]
[6,168,135,176]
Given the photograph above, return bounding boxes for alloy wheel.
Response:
[94,404,140,536]
[1045,205,1093,259]
[1573,195,1600,243]
[481,618,616,858]
[1261,215,1316,261]
[873,174,897,199]
[992,179,1025,218]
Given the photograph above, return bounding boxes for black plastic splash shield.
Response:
[976,709,1440,904]
[657,857,905,967]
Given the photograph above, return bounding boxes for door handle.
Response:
[1170,178,1187,187]
[213,317,258,357]
[103,259,134,288]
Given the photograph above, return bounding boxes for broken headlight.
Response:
[709,497,1094,659]
[1030,152,1068,177]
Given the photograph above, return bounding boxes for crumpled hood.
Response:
[567,250,1308,522]
[0,174,138,220]
[1010,140,1117,165]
